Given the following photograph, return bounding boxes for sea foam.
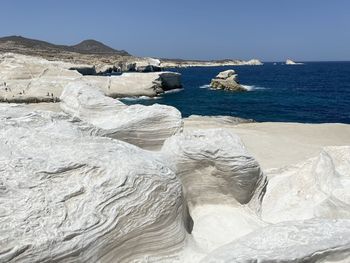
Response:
[164,88,184,94]
[241,85,267,91]
[200,84,267,91]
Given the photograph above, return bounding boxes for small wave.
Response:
[121,96,161,101]
[164,88,184,94]
[199,84,211,89]
[241,85,267,91]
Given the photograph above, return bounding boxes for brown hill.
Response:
[0,35,130,56]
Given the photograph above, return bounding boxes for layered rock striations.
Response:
[0,100,350,262]
[0,104,189,263]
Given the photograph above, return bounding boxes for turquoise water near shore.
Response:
[122,62,350,123]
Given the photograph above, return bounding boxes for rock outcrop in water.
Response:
[210,69,247,91]
[0,53,182,102]
[285,59,304,65]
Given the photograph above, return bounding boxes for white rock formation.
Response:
[1,102,350,263]
[202,219,350,263]
[160,59,263,68]
[60,81,183,149]
[161,129,266,252]
[161,129,265,208]
[0,53,82,102]
[215,69,238,81]
[210,70,247,91]
[134,57,161,72]
[262,146,350,223]
[0,104,189,263]
[0,53,182,102]
[286,58,304,65]
[245,59,263,65]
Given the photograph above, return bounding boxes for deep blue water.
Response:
[122,63,350,123]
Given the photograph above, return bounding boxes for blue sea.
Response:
[122,62,350,123]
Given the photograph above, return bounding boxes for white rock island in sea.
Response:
[0,54,350,262]
[285,58,304,65]
[210,69,247,91]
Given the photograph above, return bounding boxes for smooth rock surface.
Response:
[262,146,350,223]
[60,81,183,149]
[202,219,350,263]
[0,104,189,263]
[184,115,254,126]
[184,120,350,170]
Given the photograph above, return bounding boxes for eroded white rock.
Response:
[0,104,188,263]
[262,146,350,223]
[60,81,183,149]
[161,129,266,253]
[0,53,182,102]
[161,129,265,208]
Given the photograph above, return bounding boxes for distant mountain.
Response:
[0,35,130,56]
[70,39,127,54]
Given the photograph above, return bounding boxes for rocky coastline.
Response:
[0,53,182,102]
[160,58,263,68]
[0,37,350,263]
[0,36,264,73]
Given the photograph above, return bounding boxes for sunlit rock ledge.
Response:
[0,53,182,103]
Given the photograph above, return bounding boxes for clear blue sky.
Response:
[1,0,349,61]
